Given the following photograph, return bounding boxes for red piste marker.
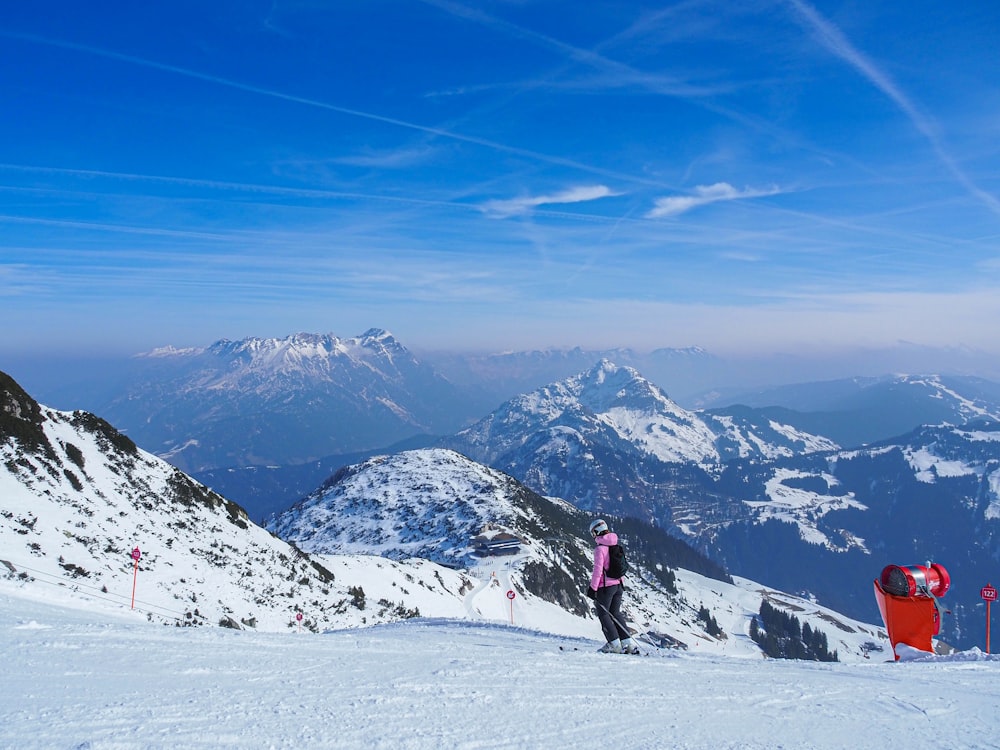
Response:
[506,589,516,625]
[130,547,141,610]
[982,583,998,653]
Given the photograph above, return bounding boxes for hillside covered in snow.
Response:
[3,589,999,750]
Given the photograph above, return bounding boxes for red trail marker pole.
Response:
[982,583,997,653]
[130,547,141,609]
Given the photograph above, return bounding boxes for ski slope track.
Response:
[3,589,1000,750]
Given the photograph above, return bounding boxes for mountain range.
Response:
[700,374,1000,447]
[12,329,1000,477]
[169,333,1000,525]
[6,327,1000,650]
[1,368,888,661]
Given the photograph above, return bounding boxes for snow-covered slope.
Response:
[4,591,998,750]
[0,370,473,633]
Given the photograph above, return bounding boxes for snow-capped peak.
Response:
[452,359,833,470]
[137,329,407,377]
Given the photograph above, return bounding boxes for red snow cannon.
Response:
[873,562,950,660]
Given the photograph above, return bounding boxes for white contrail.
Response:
[786,0,1000,216]
[0,31,666,189]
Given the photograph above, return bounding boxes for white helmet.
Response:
[589,519,609,537]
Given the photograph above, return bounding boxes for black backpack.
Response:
[606,543,630,579]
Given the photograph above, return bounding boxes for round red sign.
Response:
[131,547,141,561]
[296,612,303,621]
[506,590,516,600]
[982,585,998,602]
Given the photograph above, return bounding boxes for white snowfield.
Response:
[3,586,1000,750]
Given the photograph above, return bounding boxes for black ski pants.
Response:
[594,584,630,643]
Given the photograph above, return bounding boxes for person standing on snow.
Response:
[586,518,639,654]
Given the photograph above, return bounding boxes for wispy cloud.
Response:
[785,0,1000,217]
[331,147,438,169]
[646,183,780,218]
[480,185,619,218]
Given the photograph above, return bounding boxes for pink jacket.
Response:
[590,532,623,590]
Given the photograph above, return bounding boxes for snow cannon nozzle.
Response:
[879,563,950,599]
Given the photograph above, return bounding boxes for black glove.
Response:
[585,586,597,600]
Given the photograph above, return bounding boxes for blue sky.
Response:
[2,0,999,363]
